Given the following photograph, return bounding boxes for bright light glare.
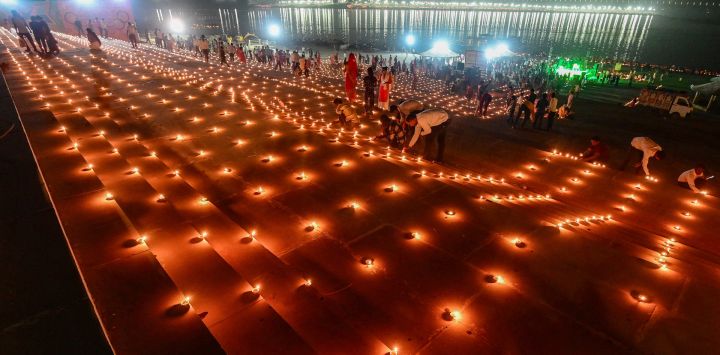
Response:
[75,0,95,5]
[0,0,18,6]
[268,24,281,37]
[485,42,510,59]
[432,40,449,52]
[168,18,185,33]
[405,34,415,46]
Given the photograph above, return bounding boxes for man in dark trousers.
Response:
[405,109,450,163]
[533,92,549,129]
[362,67,377,116]
[11,10,38,53]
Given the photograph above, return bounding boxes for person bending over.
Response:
[405,109,450,163]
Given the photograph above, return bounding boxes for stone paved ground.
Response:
[2,29,719,354]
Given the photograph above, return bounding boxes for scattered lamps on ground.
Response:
[348,201,360,209]
[304,279,312,287]
[200,197,209,204]
[157,194,166,202]
[137,235,147,244]
[252,284,261,294]
[450,309,461,321]
[255,186,264,195]
[105,192,114,201]
[445,209,456,216]
[200,231,208,239]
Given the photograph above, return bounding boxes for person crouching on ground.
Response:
[677,165,707,194]
[620,136,665,176]
[404,109,450,163]
[389,99,423,122]
[581,136,609,163]
[333,98,357,126]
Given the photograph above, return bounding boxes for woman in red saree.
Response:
[345,53,358,102]
[237,45,246,63]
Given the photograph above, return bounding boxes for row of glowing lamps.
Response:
[19,31,677,350]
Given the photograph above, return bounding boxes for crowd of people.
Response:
[7,11,59,57]
[1,11,711,195]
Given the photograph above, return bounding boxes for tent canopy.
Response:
[420,46,460,58]
[691,77,720,96]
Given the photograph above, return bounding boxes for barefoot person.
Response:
[620,136,665,176]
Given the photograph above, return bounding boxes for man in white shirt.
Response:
[405,109,450,162]
[389,99,424,121]
[621,136,665,175]
[677,165,706,193]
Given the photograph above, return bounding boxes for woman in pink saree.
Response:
[345,53,358,102]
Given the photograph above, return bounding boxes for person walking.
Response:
[228,43,236,63]
[198,35,210,63]
[237,45,246,63]
[405,109,450,163]
[546,92,558,131]
[515,89,536,129]
[533,92,549,129]
[100,18,109,38]
[506,94,518,126]
[219,43,229,67]
[481,91,492,117]
[345,53,358,102]
[127,22,139,48]
[11,11,38,53]
[29,16,47,54]
[74,18,84,36]
[40,17,59,55]
[620,137,665,176]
